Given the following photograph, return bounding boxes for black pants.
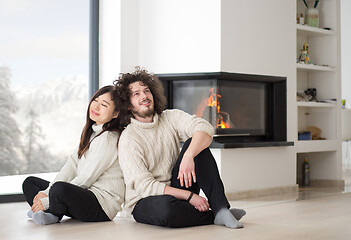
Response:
[132,138,230,228]
[22,177,110,222]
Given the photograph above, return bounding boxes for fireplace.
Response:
[157,72,293,148]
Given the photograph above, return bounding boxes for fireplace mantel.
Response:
[209,141,294,149]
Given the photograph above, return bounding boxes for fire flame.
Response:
[208,88,230,129]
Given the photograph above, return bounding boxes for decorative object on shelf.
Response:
[305,8,319,27]
[297,88,337,106]
[296,88,317,102]
[306,126,326,140]
[302,0,308,8]
[302,0,320,28]
[304,88,317,101]
[299,13,304,25]
[297,90,310,102]
[298,131,312,140]
[302,158,310,186]
[298,43,310,64]
[342,99,346,108]
[302,0,319,9]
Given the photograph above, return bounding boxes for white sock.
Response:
[32,211,59,225]
[214,208,244,229]
[27,210,33,218]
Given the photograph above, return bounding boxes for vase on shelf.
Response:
[305,8,319,28]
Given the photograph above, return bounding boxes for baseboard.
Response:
[309,179,345,189]
[0,193,26,203]
[226,185,299,200]
[297,178,345,189]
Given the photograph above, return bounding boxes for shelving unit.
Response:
[296,24,336,37]
[296,62,335,72]
[296,140,338,153]
[295,0,342,187]
[297,101,336,108]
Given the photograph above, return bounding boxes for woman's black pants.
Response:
[132,138,230,228]
[22,177,109,222]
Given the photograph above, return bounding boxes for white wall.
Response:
[221,147,296,192]
[341,0,351,107]
[120,0,139,73]
[99,0,221,81]
[136,0,221,73]
[220,0,295,77]
[99,0,140,85]
[99,0,122,86]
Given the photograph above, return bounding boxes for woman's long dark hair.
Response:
[77,85,122,159]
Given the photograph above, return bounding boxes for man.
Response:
[115,67,245,228]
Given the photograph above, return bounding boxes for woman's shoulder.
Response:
[88,130,120,152]
[97,130,120,142]
[106,130,120,139]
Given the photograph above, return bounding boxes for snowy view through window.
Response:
[0,0,89,193]
[0,69,88,176]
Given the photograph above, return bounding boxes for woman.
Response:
[22,86,125,225]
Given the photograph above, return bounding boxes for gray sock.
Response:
[27,210,33,218]
[229,208,246,221]
[214,208,244,229]
[32,211,59,225]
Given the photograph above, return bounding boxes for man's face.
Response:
[129,81,154,122]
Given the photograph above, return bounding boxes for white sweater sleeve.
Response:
[165,109,215,141]
[119,135,166,198]
[70,131,118,188]
[40,151,79,196]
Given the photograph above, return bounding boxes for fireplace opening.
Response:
[172,79,267,137]
[205,87,233,129]
[158,72,292,148]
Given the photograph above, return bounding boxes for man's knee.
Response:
[153,195,183,227]
[133,195,182,227]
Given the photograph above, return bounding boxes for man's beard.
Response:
[131,105,154,119]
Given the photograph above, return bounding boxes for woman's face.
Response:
[89,92,118,125]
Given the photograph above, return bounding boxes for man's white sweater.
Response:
[118,109,214,213]
[40,124,125,220]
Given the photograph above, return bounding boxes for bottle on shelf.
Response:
[302,158,310,186]
[299,13,304,25]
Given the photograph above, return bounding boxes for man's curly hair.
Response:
[113,67,166,126]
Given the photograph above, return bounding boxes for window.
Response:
[0,0,89,196]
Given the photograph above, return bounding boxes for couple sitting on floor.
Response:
[22,67,246,229]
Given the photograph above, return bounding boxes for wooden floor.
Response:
[1,190,351,240]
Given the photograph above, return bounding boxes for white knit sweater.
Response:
[40,124,125,220]
[118,109,214,213]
